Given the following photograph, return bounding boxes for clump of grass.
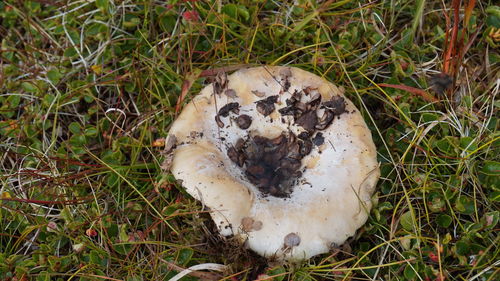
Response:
[0,0,498,280]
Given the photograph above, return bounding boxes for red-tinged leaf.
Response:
[429,252,440,262]
[464,0,476,27]
[0,196,93,205]
[182,10,199,22]
[444,0,461,76]
[86,228,98,237]
[435,274,446,281]
[378,83,439,103]
[175,69,202,114]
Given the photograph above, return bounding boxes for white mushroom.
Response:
[164,66,379,261]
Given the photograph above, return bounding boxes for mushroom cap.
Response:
[166,66,379,261]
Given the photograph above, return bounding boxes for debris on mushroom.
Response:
[218,102,240,117]
[251,90,266,97]
[255,95,278,116]
[161,134,177,171]
[224,89,237,98]
[164,134,177,153]
[236,115,252,129]
[279,67,292,91]
[241,217,263,232]
[214,115,224,128]
[284,233,301,248]
[163,66,380,261]
[312,133,324,146]
[213,72,228,95]
[323,95,347,115]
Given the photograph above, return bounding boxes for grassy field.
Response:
[0,0,499,280]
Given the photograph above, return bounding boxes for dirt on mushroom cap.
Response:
[226,87,347,197]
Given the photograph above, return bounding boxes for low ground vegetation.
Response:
[0,0,498,280]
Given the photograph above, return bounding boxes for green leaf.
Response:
[47,68,63,84]
[84,94,95,103]
[428,192,445,212]
[95,0,109,13]
[486,6,500,28]
[106,223,118,237]
[481,161,500,175]
[123,14,140,28]
[435,136,458,154]
[404,264,417,280]
[177,248,193,266]
[69,134,87,147]
[86,22,107,37]
[486,5,500,18]
[106,173,120,187]
[67,29,80,44]
[479,161,500,188]
[23,124,38,138]
[64,47,78,58]
[400,211,414,231]
[36,271,50,281]
[455,240,469,256]
[293,271,313,281]
[421,112,438,122]
[160,14,176,33]
[378,201,393,212]
[101,150,124,165]
[113,225,132,255]
[42,94,56,107]
[162,205,178,216]
[436,214,452,228]
[6,95,21,108]
[488,191,500,202]
[25,1,41,13]
[60,207,73,225]
[21,82,37,93]
[222,4,238,19]
[68,122,81,134]
[119,224,128,242]
[89,250,102,264]
[482,211,499,229]
[454,196,475,215]
[84,126,98,137]
[236,5,250,21]
[284,11,318,42]
[459,136,478,152]
[267,267,286,281]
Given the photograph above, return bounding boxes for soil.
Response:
[255,95,278,116]
[224,83,347,197]
[218,102,240,117]
[236,114,252,129]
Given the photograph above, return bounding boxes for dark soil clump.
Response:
[312,133,324,146]
[226,87,347,197]
[236,114,252,129]
[278,89,346,132]
[255,95,278,116]
[227,133,303,197]
[218,102,240,117]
